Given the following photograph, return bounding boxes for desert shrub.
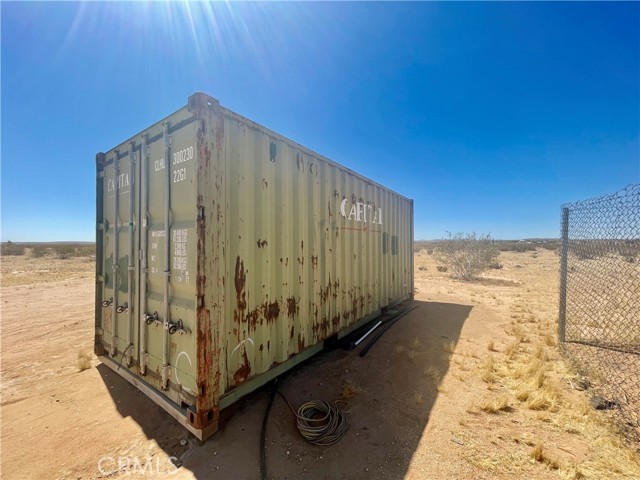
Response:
[75,244,95,257]
[498,241,537,253]
[413,242,426,253]
[435,232,499,280]
[436,266,448,272]
[77,350,93,371]
[31,246,49,258]
[539,241,560,251]
[53,244,76,259]
[1,243,26,256]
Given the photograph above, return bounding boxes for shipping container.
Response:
[95,92,414,439]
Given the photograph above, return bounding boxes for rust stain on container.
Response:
[233,349,251,385]
[234,256,247,316]
[285,296,299,318]
[263,301,280,323]
[246,308,259,330]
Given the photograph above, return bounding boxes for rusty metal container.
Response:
[95,92,414,439]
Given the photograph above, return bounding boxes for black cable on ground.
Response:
[259,377,349,480]
[359,303,419,357]
[260,379,278,480]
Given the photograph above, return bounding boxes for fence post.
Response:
[558,207,569,344]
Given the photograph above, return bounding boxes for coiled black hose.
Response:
[260,378,349,480]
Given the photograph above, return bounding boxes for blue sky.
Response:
[2,2,638,241]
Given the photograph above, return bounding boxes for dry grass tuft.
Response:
[340,380,360,401]
[543,334,556,346]
[443,340,457,354]
[529,443,544,462]
[529,443,559,469]
[77,350,93,371]
[533,345,548,361]
[481,355,497,383]
[514,356,546,385]
[525,390,558,412]
[505,340,521,359]
[515,386,532,402]
[408,348,418,363]
[423,366,442,386]
[454,357,469,371]
[479,397,510,414]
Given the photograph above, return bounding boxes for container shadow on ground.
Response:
[98,300,472,479]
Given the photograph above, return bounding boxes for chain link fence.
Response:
[559,184,640,444]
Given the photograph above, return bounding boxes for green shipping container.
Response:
[95,92,414,439]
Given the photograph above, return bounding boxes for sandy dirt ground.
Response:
[1,249,639,479]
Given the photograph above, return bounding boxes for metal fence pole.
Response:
[558,206,569,344]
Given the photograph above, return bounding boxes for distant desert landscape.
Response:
[1,244,639,479]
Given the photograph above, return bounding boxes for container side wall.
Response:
[219,110,413,395]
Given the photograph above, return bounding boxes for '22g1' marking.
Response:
[173,168,186,183]
[172,146,193,183]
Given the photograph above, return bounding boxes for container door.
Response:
[98,144,138,369]
[97,111,200,407]
[137,118,200,404]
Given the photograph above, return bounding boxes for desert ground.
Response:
[1,246,639,479]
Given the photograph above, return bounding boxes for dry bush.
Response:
[408,349,418,362]
[510,325,526,342]
[479,397,510,413]
[340,380,359,401]
[482,355,497,383]
[543,334,556,346]
[407,338,420,362]
[529,444,559,469]
[30,246,49,258]
[514,356,546,386]
[443,340,457,354]
[1,243,26,256]
[434,232,499,280]
[77,350,93,371]
[533,345,548,362]
[423,366,442,386]
[526,391,559,411]
[505,340,521,359]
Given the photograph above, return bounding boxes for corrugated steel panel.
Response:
[95,92,413,439]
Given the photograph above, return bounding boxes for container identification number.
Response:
[172,146,194,165]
